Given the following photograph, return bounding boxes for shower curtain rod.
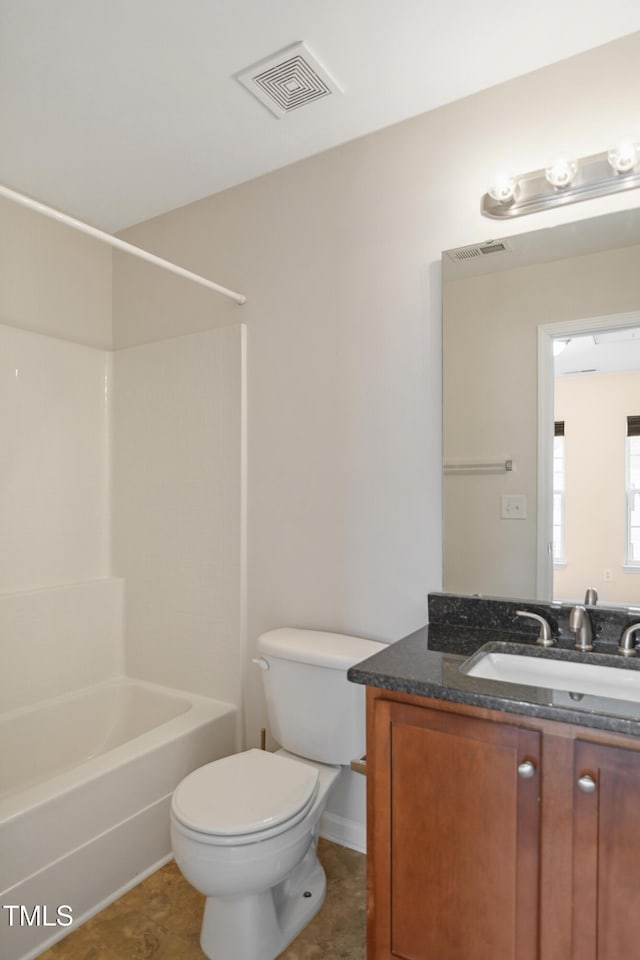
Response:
[0,183,247,305]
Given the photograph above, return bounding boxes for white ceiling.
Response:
[2,1,640,231]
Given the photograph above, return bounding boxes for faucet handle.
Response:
[584,587,598,606]
[618,623,640,657]
[516,610,554,647]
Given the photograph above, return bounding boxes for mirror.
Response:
[442,206,640,605]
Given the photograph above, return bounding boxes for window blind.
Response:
[627,416,640,437]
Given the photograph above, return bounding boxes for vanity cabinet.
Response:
[366,687,640,960]
[571,739,640,959]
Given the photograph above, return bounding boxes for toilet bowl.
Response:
[170,627,386,960]
[171,749,340,960]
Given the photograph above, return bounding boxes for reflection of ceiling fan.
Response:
[593,327,640,343]
[555,328,640,376]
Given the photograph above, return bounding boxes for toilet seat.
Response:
[171,749,319,845]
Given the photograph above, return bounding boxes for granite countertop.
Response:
[347,622,640,737]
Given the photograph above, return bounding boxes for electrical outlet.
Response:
[603,569,613,582]
[501,494,527,519]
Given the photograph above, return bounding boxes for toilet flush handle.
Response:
[252,657,270,671]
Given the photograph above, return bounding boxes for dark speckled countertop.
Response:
[347,593,640,737]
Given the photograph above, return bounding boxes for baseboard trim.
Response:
[320,811,366,855]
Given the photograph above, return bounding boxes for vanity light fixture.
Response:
[482,139,640,218]
[544,155,577,189]
[608,139,639,174]
[488,173,518,205]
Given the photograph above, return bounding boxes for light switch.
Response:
[501,494,527,519]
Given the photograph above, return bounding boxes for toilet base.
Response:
[200,840,327,960]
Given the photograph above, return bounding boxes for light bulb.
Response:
[608,140,638,174]
[488,173,518,204]
[544,155,577,189]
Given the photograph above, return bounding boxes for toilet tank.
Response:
[256,628,387,765]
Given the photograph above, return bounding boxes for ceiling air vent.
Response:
[236,42,342,118]
[446,240,511,262]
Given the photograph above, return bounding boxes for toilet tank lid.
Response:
[257,628,387,670]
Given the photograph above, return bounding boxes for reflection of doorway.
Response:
[537,312,640,602]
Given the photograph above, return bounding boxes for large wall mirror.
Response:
[442,206,640,606]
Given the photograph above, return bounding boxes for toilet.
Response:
[170,627,385,960]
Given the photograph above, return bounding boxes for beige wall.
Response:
[112,34,640,745]
[0,195,112,348]
[443,244,640,599]
[555,370,640,605]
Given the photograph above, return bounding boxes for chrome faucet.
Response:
[618,623,640,657]
[569,605,593,652]
[584,587,598,606]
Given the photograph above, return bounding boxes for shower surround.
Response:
[0,321,244,959]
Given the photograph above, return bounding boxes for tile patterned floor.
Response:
[38,839,366,960]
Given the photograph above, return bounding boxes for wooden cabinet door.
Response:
[369,699,541,960]
[572,739,640,960]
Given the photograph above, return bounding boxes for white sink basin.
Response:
[464,648,640,703]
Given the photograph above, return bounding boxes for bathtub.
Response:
[0,677,237,960]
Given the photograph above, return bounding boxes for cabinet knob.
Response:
[517,760,536,779]
[577,774,597,795]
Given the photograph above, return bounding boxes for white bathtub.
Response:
[0,677,237,960]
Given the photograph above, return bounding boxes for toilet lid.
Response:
[171,749,319,837]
